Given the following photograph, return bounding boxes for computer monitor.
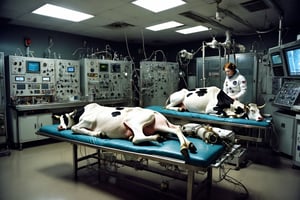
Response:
[270,52,283,66]
[284,45,300,76]
[26,61,40,73]
[269,47,285,76]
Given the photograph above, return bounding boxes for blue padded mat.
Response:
[39,124,224,167]
[146,106,270,127]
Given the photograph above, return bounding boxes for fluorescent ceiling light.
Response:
[146,21,183,31]
[176,25,210,34]
[32,4,94,22]
[132,0,186,13]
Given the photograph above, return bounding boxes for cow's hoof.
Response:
[157,136,165,143]
[180,148,190,160]
[129,136,134,141]
[178,108,186,112]
[99,132,107,139]
[189,143,197,153]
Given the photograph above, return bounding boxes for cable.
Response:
[124,31,134,62]
[224,174,249,200]
[214,165,249,200]
[124,31,140,103]
[144,50,167,61]
[15,48,23,56]
[140,30,147,60]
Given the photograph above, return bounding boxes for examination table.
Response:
[147,106,272,144]
[36,124,240,200]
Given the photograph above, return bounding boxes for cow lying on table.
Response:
[166,86,265,121]
[54,103,197,160]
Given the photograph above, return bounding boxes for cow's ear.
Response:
[52,114,60,119]
[70,109,77,118]
[245,104,250,110]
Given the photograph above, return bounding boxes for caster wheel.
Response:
[160,181,169,191]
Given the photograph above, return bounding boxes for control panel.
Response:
[139,61,179,107]
[80,58,132,100]
[274,81,300,107]
[8,56,55,104]
[55,59,81,101]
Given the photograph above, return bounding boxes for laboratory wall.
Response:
[1,23,299,62]
[0,24,150,61]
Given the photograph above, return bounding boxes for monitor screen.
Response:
[15,76,25,82]
[26,61,40,73]
[285,46,300,76]
[269,47,286,76]
[67,66,75,72]
[17,84,26,90]
[42,77,50,82]
[271,53,283,65]
[111,63,121,73]
[99,63,109,72]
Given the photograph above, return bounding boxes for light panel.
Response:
[132,0,186,13]
[146,21,183,31]
[176,25,210,34]
[32,4,94,22]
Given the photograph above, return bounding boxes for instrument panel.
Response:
[8,56,55,104]
[80,58,133,101]
[7,56,133,105]
[139,61,179,107]
[55,59,80,101]
[274,81,300,107]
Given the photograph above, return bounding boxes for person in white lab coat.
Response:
[223,62,247,102]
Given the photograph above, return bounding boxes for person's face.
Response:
[224,68,234,77]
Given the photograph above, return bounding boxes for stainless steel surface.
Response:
[13,99,129,111]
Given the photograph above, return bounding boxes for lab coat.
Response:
[223,70,247,101]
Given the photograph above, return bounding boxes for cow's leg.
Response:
[124,109,196,160]
[123,112,162,144]
[71,120,103,137]
[165,90,187,111]
[139,111,197,159]
[153,113,197,159]
[165,103,186,112]
[165,100,181,111]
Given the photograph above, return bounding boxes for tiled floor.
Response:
[0,142,300,200]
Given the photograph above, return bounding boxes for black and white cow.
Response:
[166,86,265,121]
[54,103,197,160]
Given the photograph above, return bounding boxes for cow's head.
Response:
[53,110,77,131]
[245,103,265,121]
[225,101,265,121]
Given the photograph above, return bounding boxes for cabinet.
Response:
[10,111,52,148]
[294,115,300,167]
[18,114,52,142]
[273,111,295,156]
[196,53,258,103]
